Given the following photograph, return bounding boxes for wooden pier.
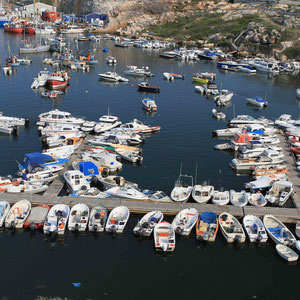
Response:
[1,133,299,223]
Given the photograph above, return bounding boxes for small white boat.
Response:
[218,212,246,243]
[229,190,248,207]
[237,65,256,73]
[3,66,12,75]
[5,182,48,194]
[192,183,214,204]
[43,204,70,235]
[0,201,10,227]
[243,215,268,243]
[106,56,117,64]
[170,173,193,202]
[88,204,108,232]
[154,221,175,252]
[263,214,296,246]
[133,211,163,237]
[68,203,90,232]
[248,192,268,206]
[115,148,143,164]
[5,199,31,229]
[265,180,293,206]
[98,175,138,190]
[212,109,226,120]
[105,206,130,233]
[214,89,234,106]
[142,99,157,112]
[247,96,268,107]
[106,186,148,200]
[276,244,298,262]
[212,189,229,205]
[163,72,174,81]
[171,208,198,236]
[81,121,96,132]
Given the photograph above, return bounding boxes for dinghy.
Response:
[43,204,70,235]
[212,189,229,205]
[24,204,50,231]
[248,192,268,206]
[229,190,248,207]
[163,72,174,81]
[243,215,268,243]
[105,206,130,233]
[170,172,193,202]
[218,212,246,243]
[154,221,175,252]
[133,211,163,237]
[196,212,219,242]
[171,208,198,236]
[0,201,10,227]
[88,204,108,232]
[68,203,90,232]
[263,214,296,246]
[142,99,157,112]
[276,244,298,262]
[192,183,214,204]
[5,199,31,229]
[212,109,226,120]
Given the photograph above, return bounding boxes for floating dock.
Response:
[1,133,299,223]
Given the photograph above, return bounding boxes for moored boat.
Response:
[196,212,218,242]
[133,211,163,237]
[276,244,298,262]
[154,221,175,252]
[88,204,108,232]
[68,203,89,232]
[171,208,198,236]
[105,206,130,233]
[243,215,268,243]
[5,199,31,229]
[24,204,50,231]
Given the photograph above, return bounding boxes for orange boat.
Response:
[24,204,50,230]
[170,73,184,79]
[252,167,288,178]
[0,178,20,192]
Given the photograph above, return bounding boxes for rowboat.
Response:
[5,199,31,229]
[276,244,298,262]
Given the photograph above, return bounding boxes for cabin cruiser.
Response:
[37,109,85,126]
[120,119,161,133]
[229,115,273,127]
[252,60,280,74]
[94,115,121,134]
[47,70,69,89]
[98,71,129,82]
[0,112,28,126]
[106,186,148,200]
[124,65,153,77]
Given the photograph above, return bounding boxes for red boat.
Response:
[290,147,300,155]
[26,26,36,34]
[4,23,23,33]
[47,71,69,89]
[24,204,50,231]
[137,82,160,93]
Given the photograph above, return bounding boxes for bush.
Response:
[283,46,300,60]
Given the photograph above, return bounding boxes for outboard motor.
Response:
[114,176,121,186]
[111,224,117,235]
[30,222,36,231]
[175,227,183,235]
[12,126,19,136]
[25,118,30,125]
[234,235,242,243]
[10,220,15,230]
[75,223,79,232]
[93,224,98,232]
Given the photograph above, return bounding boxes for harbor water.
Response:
[0,31,300,299]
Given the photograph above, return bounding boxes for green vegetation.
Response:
[283,42,300,59]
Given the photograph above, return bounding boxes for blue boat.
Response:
[196,212,218,242]
[247,96,268,107]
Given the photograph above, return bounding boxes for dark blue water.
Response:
[1,31,300,299]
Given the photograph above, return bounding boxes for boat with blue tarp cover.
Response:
[247,96,268,107]
[196,212,219,242]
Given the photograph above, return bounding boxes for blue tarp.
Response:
[78,161,99,176]
[21,153,53,170]
[255,97,265,103]
[199,212,216,224]
[250,129,264,135]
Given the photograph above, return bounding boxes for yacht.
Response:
[37,109,85,126]
[252,61,280,74]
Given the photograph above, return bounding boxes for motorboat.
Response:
[214,89,234,106]
[243,215,268,243]
[44,136,84,149]
[43,204,70,235]
[169,73,184,79]
[124,65,153,77]
[247,96,268,107]
[47,70,69,89]
[275,114,294,128]
[19,40,50,54]
[154,221,175,252]
[22,171,58,184]
[0,112,27,126]
[171,208,198,236]
[252,60,279,74]
[230,133,253,151]
[72,161,102,180]
[192,183,214,204]
[195,212,218,242]
[237,65,256,73]
[120,119,160,134]
[212,109,226,120]
[0,121,18,135]
[106,56,117,64]
[295,221,300,239]
[142,99,157,112]
[212,189,229,205]
[170,173,193,202]
[265,180,293,206]
[218,212,246,243]
[106,186,148,200]
[276,244,298,262]
[37,109,85,126]
[245,176,279,192]
[133,211,164,237]
[31,69,50,89]
[115,148,143,163]
[105,206,130,233]
[252,165,288,179]
[43,147,74,159]
[137,82,160,93]
[88,204,108,232]
[0,201,10,227]
[81,121,96,132]
[142,190,172,202]
[24,204,50,231]
[229,190,248,207]
[213,127,242,137]
[238,142,282,158]
[239,149,284,160]
[263,214,296,246]
[98,175,138,190]
[5,181,49,194]
[40,124,82,138]
[5,199,31,229]
[296,88,300,98]
[163,72,174,81]
[229,115,268,127]
[93,115,121,134]
[98,71,129,82]
[68,203,90,232]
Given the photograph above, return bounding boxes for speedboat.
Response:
[196,212,218,242]
[0,112,27,126]
[212,109,226,119]
[247,96,268,107]
[263,214,296,246]
[98,175,138,190]
[214,89,233,106]
[229,190,248,207]
[105,206,130,233]
[81,121,96,132]
[143,190,172,202]
[229,115,269,127]
[121,119,160,133]
[24,204,50,231]
[170,174,193,202]
[245,176,279,192]
[5,181,49,194]
[0,201,10,227]
[171,208,198,236]
[265,180,293,206]
[68,203,90,232]
[124,65,153,77]
[5,199,31,229]
[137,82,160,93]
[142,99,157,112]
[88,204,108,232]
[218,212,246,243]
[106,56,117,64]
[243,215,268,243]
[98,71,129,82]
[106,186,148,200]
[37,109,85,126]
[133,211,164,237]
[212,189,229,205]
[93,115,121,134]
[192,183,214,203]
[163,72,174,81]
[154,221,175,252]
[40,124,82,138]
[115,148,143,163]
[43,204,70,235]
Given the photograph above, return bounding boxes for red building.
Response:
[41,11,59,22]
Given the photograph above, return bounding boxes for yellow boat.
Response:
[192,77,209,84]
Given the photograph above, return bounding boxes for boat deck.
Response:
[1,133,299,223]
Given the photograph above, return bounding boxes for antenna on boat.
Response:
[194,163,198,186]
[179,162,182,176]
[233,104,236,118]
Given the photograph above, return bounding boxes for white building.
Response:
[12,1,56,18]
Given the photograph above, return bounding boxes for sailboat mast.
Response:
[195,163,198,185]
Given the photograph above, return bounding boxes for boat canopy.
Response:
[255,97,265,103]
[21,152,54,169]
[233,133,252,144]
[200,212,216,223]
[77,161,99,176]
[250,129,264,135]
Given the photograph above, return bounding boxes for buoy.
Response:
[86,90,88,93]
